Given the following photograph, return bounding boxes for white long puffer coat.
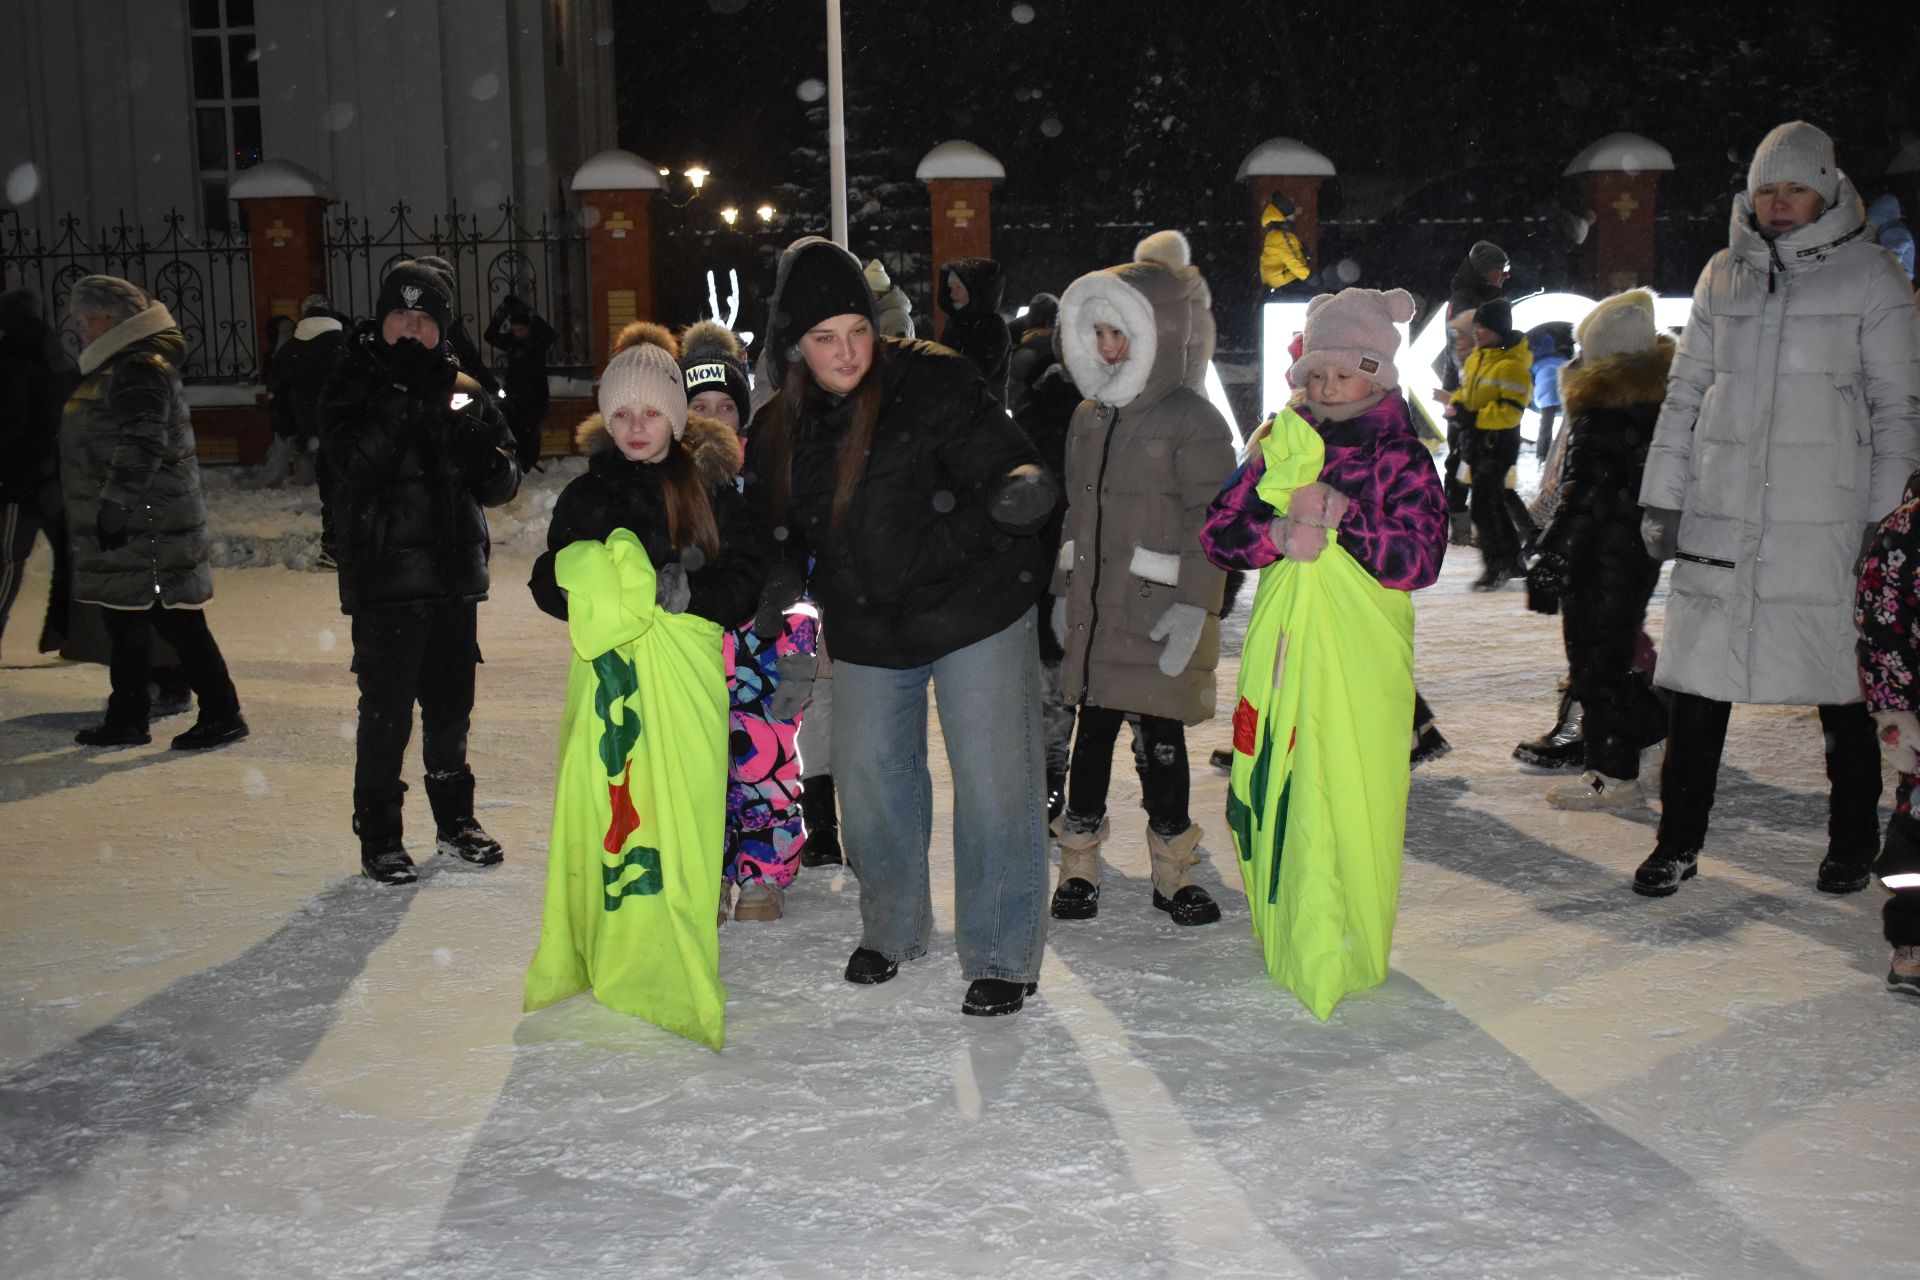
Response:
[1641,175,1920,705]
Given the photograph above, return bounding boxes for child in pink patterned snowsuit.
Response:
[680,320,820,923]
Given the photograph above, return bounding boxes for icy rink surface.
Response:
[0,469,1911,1280]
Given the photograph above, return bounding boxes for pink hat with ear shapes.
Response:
[1287,287,1417,390]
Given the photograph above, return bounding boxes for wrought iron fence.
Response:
[323,202,592,375]
[0,208,256,380]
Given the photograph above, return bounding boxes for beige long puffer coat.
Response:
[1056,261,1235,725]
[1641,176,1920,705]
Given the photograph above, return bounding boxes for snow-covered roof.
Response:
[1563,132,1675,177]
[1889,140,1920,176]
[915,141,1006,182]
[228,160,336,202]
[1236,138,1335,179]
[570,149,668,192]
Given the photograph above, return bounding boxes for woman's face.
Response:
[1753,182,1826,235]
[607,403,673,463]
[947,273,970,308]
[689,389,740,431]
[1306,365,1379,406]
[1094,323,1130,365]
[800,314,874,396]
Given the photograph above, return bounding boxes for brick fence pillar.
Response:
[1564,132,1673,294]
[916,142,1005,342]
[1237,138,1335,267]
[230,160,335,369]
[571,149,666,364]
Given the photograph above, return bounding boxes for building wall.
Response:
[1,0,198,237]
[2,0,615,239]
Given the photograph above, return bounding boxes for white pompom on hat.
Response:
[1287,287,1417,390]
[597,328,689,440]
[1575,288,1658,361]
[1747,120,1839,202]
[1134,229,1192,268]
[863,258,892,293]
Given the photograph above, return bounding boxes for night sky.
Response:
[618,1,1920,344]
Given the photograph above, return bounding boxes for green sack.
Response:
[523,529,730,1050]
[1225,409,1416,1020]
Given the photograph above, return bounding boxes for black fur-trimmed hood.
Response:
[573,410,742,492]
[1559,335,1676,417]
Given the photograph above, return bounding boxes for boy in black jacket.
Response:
[320,261,522,884]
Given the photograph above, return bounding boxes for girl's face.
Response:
[1306,365,1379,406]
[1753,182,1825,234]
[1094,323,1130,365]
[800,314,874,396]
[607,403,673,463]
[948,273,970,308]
[689,389,740,431]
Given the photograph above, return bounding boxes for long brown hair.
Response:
[757,339,889,543]
[655,437,720,565]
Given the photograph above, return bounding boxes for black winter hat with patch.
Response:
[377,261,455,344]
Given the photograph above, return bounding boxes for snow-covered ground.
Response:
[0,469,1909,1280]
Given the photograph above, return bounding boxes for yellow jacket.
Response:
[1260,203,1310,288]
[1452,337,1532,432]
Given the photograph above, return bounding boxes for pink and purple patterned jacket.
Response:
[1857,468,1920,714]
[1199,392,1448,591]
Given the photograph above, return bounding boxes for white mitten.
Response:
[1873,709,1920,776]
[1149,602,1206,677]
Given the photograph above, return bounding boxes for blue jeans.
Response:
[832,608,1048,983]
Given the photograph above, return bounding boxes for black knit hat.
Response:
[768,237,877,377]
[680,320,752,419]
[1473,297,1513,338]
[376,261,454,344]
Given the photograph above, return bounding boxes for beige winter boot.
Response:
[1146,824,1221,926]
[1050,815,1108,920]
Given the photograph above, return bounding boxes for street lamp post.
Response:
[826,0,848,247]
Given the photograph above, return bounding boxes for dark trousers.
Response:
[1883,788,1920,946]
[1564,587,1663,779]
[1535,406,1559,460]
[100,604,240,728]
[350,602,480,841]
[0,501,40,655]
[1467,427,1522,569]
[1657,692,1881,854]
[315,448,338,559]
[1443,422,1470,512]
[1066,703,1190,836]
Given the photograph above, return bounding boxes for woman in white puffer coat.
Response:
[1634,121,1920,898]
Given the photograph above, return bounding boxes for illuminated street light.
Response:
[756,204,775,223]
[684,166,709,190]
[720,207,739,226]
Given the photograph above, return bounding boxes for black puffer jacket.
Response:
[266,317,346,445]
[743,339,1052,669]
[529,413,767,628]
[320,323,521,613]
[1534,337,1677,625]
[936,257,1011,399]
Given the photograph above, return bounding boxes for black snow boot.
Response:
[75,720,150,747]
[171,712,249,751]
[355,802,416,884]
[425,767,503,866]
[844,946,897,985]
[799,775,843,868]
[961,978,1038,1017]
[1514,692,1585,770]
[1817,840,1875,894]
[1632,844,1699,897]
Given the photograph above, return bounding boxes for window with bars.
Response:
[188,0,261,228]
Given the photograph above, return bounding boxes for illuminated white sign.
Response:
[1261,292,1692,440]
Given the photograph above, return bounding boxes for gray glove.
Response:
[655,561,691,614]
[1149,602,1206,678]
[767,650,818,720]
[1640,507,1680,562]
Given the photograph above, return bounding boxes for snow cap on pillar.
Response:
[1562,132,1675,178]
[1236,138,1336,179]
[571,149,668,191]
[915,141,1006,182]
[229,159,338,202]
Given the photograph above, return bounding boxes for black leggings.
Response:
[1065,704,1190,837]
[100,604,240,727]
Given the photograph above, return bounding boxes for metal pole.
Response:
[826,0,849,247]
